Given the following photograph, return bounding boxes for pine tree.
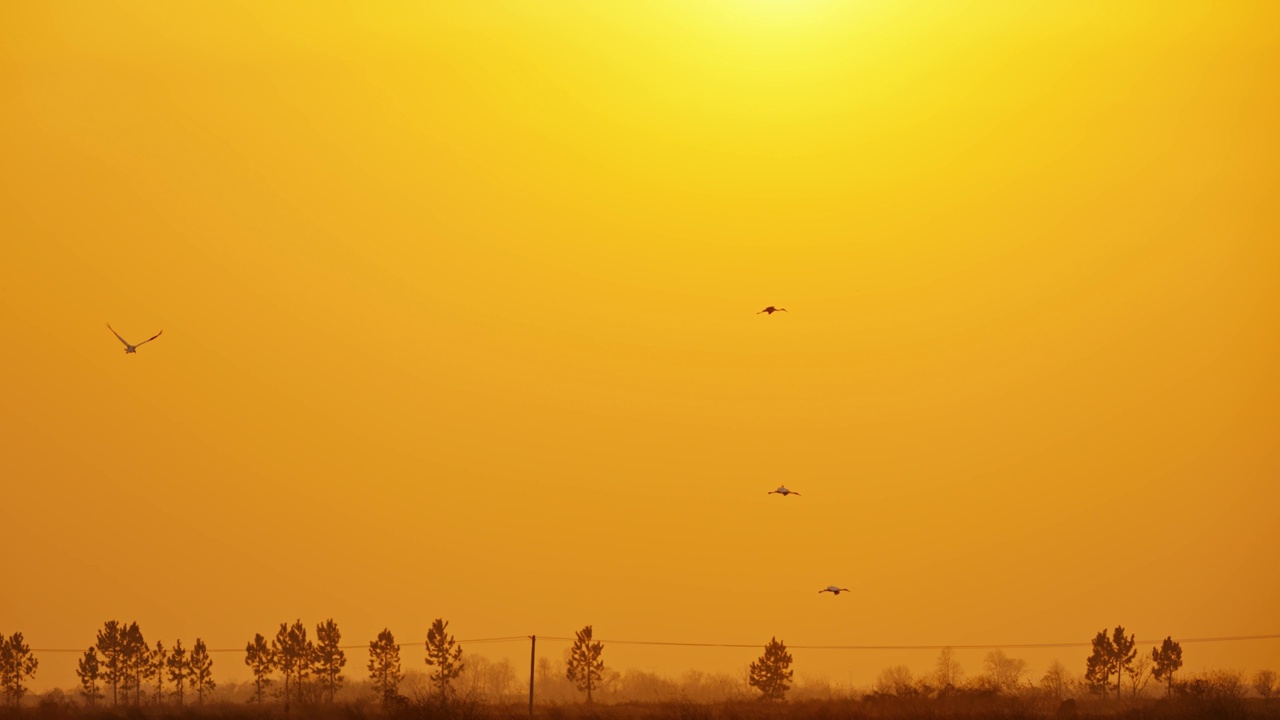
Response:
[1108,627,1137,699]
[1084,630,1114,698]
[76,647,103,706]
[368,629,402,706]
[272,624,294,706]
[244,633,276,704]
[314,619,346,703]
[273,620,313,707]
[167,639,188,706]
[1151,636,1183,697]
[122,622,148,706]
[425,618,464,703]
[96,621,127,706]
[565,625,604,704]
[0,632,39,708]
[748,637,793,701]
[188,638,215,705]
[149,641,168,705]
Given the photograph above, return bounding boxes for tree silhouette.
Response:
[367,628,402,706]
[271,624,294,706]
[748,637,793,701]
[1108,626,1137,698]
[873,666,915,697]
[425,618,464,703]
[0,632,39,708]
[149,641,168,705]
[932,647,964,691]
[1151,636,1183,698]
[91,621,147,706]
[245,633,276,704]
[1085,626,1136,699]
[273,620,314,708]
[1126,654,1153,698]
[1041,659,1069,701]
[188,638,215,705]
[76,647,102,706]
[1253,670,1277,711]
[565,625,604,704]
[167,639,188,706]
[1085,630,1114,697]
[981,649,1028,693]
[95,621,127,706]
[122,622,148,706]
[314,619,346,703]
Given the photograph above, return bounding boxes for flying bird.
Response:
[757,306,787,315]
[819,586,851,596]
[768,485,800,497]
[107,324,162,354]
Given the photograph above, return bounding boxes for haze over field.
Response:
[2,1,1277,693]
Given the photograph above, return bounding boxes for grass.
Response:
[4,694,1271,720]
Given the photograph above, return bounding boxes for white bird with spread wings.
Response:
[107,324,162,354]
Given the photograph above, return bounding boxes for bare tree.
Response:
[874,666,915,697]
[367,628,401,706]
[1041,659,1069,701]
[933,647,964,691]
[425,618,464,703]
[1126,654,1153,698]
[747,637,793,701]
[982,649,1028,694]
[1253,670,1277,710]
[565,625,605,704]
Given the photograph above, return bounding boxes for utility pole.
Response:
[528,635,536,720]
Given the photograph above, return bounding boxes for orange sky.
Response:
[2,0,1278,693]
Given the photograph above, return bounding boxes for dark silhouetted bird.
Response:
[107,324,162,354]
[819,586,851,596]
[768,485,800,497]
[758,306,787,314]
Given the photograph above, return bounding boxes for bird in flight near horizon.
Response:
[107,324,162,354]
[819,586,851,596]
[757,306,787,314]
[768,485,800,497]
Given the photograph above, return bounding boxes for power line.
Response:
[32,632,1280,655]
[534,633,1280,651]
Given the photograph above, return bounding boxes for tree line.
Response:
[3,622,1277,708]
[73,621,215,707]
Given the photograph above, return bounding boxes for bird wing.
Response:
[106,324,130,347]
[792,491,801,496]
[136,330,163,346]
